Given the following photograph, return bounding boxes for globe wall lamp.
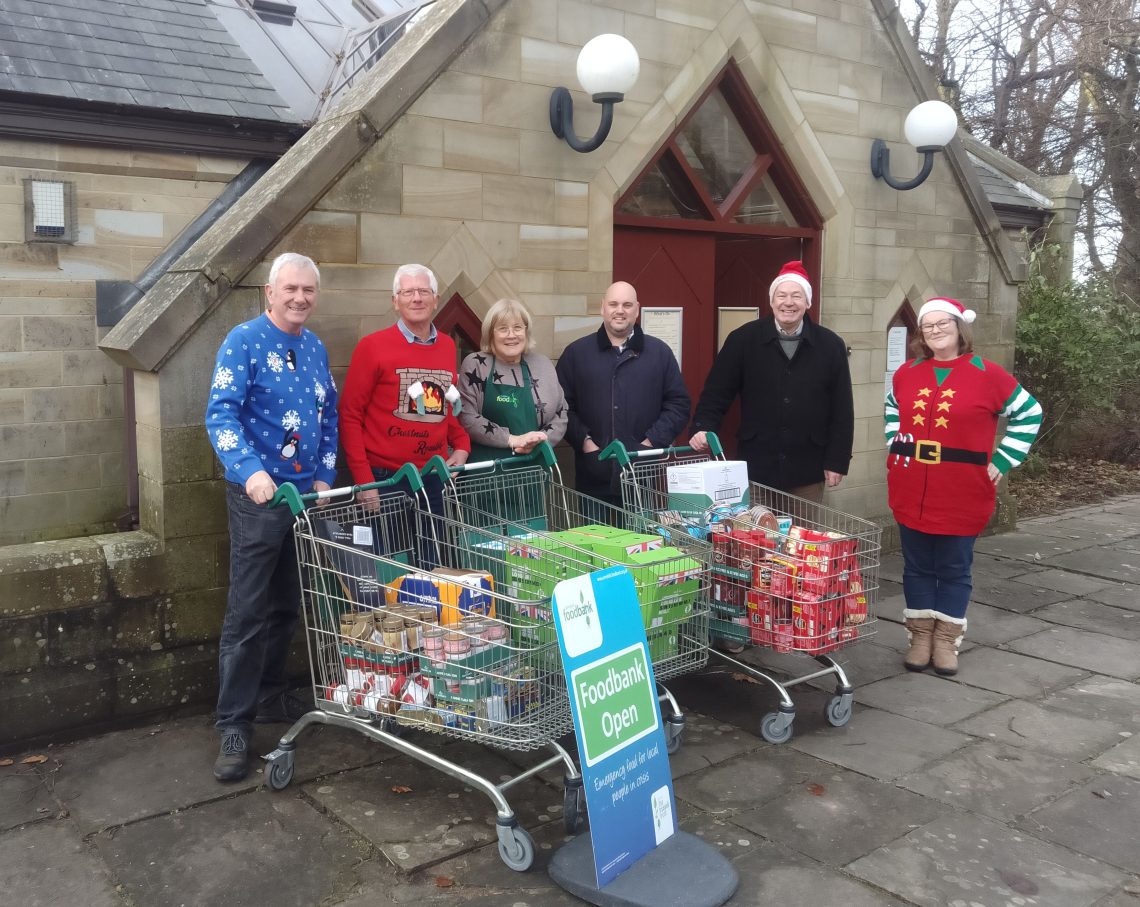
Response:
[870,100,959,190]
[549,34,640,153]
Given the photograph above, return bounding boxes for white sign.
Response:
[641,307,683,365]
[887,325,909,372]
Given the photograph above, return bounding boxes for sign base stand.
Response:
[548,830,738,907]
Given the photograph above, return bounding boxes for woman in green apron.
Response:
[459,300,568,524]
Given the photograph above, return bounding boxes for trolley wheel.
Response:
[265,750,295,791]
[825,694,853,728]
[760,710,794,745]
[665,714,685,755]
[563,778,586,834]
[497,825,536,872]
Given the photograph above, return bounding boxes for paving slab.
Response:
[961,601,1054,646]
[1091,882,1140,907]
[879,553,904,584]
[954,646,1088,699]
[680,812,909,907]
[1041,675,1140,727]
[855,672,1008,725]
[1011,566,1114,596]
[1006,626,1140,680]
[954,700,1126,761]
[665,711,766,780]
[673,746,834,814]
[729,766,942,867]
[1046,545,1140,585]
[969,575,1074,612]
[95,790,365,907]
[667,662,857,737]
[48,714,393,835]
[847,811,1126,907]
[975,529,1097,560]
[303,744,555,873]
[0,762,60,832]
[788,708,972,781]
[1092,733,1140,781]
[1034,598,1140,640]
[1085,582,1140,612]
[1,819,121,907]
[1020,773,1140,873]
[376,818,583,907]
[972,551,1045,579]
[896,739,1096,821]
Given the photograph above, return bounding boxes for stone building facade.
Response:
[3,0,1046,745]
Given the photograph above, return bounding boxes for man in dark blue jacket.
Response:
[556,281,691,505]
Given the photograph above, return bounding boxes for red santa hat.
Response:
[918,296,976,325]
[768,261,813,308]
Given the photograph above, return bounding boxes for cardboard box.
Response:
[625,546,703,623]
[666,460,749,515]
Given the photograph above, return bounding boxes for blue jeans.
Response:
[898,524,975,623]
[215,483,302,732]
[370,466,445,569]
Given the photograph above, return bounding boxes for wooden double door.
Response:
[613,225,805,454]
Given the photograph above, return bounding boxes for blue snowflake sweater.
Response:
[206,313,339,492]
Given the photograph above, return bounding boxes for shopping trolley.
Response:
[420,444,711,754]
[262,466,582,871]
[599,434,881,744]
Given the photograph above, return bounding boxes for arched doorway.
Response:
[613,62,823,453]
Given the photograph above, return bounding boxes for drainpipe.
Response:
[96,158,275,530]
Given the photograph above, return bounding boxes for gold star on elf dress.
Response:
[913,399,927,410]
[937,401,951,412]
[912,413,925,426]
[917,387,932,397]
[940,388,956,398]
[934,416,949,428]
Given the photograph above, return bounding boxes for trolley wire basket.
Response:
[601,434,882,745]
[262,466,584,871]
[421,445,712,753]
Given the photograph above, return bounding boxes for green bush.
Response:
[1015,244,1140,458]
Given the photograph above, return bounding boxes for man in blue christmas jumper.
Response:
[205,252,339,782]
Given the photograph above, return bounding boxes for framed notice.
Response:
[717,307,760,352]
[886,325,908,372]
[641,307,683,365]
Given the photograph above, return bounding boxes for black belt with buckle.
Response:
[890,440,988,466]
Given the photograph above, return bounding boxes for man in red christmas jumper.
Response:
[339,264,470,541]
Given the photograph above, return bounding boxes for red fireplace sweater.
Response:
[339,324,470,482]
[885,353,1041,536]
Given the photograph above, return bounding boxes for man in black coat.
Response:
[557,280,691,505]
[689,261,853,502]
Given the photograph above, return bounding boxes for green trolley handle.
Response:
[598,431,724,467]
[420,440,559,484]
[269,462,425,516]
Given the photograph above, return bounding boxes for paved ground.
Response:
[4,498,1140,907]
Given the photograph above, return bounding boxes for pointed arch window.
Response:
[616,63,820,235]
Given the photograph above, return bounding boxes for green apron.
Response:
[469,358,539,463]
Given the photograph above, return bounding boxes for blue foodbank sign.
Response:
[553,567,676,888]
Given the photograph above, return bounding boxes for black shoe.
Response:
[214,729,250,782]
[255,692,310,724]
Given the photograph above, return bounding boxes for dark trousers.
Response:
[370,466,445,568]
[898,524,975,622]
[215,483,301,732]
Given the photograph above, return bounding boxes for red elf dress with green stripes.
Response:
[884,353,1042,536]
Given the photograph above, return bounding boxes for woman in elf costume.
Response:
[885,297,1042,675]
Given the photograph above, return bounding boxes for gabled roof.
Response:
[0,0,295,122]
[970,154,1051,213]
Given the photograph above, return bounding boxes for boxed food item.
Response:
[767,555,801,599]
[646,625,679,662]
[505,534,586,597]
[564,528,664,563]
[791,594,842,654]
[625,546,703,624]
[432,567,495,623]
[665,460,749,516]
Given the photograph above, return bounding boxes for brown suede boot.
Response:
[931,620,964,676]
[903,618,935,672]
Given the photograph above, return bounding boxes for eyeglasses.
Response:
[493,323,527,336]
[921,318,956,334]
[396,288,434,299]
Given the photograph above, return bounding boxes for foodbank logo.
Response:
[556,575,603,658]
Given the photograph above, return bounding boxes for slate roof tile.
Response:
[0,0,296,122]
